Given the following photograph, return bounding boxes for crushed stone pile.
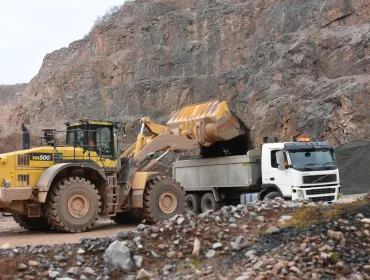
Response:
[0,199,369,280]
[335,140,370,195]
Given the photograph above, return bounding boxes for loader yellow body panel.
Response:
[0,146,117,190]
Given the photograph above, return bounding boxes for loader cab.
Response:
[66,120,115,159]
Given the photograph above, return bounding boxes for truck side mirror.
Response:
[276,151,286,171]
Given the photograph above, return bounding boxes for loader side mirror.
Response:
[276,151,286,171]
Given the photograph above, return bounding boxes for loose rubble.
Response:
[0,198,369,279]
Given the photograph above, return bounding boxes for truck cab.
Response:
[260,139,340,202]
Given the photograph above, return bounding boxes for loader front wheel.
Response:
[45,177,101,233]
[13,214,51,231]
[143,176,186,223]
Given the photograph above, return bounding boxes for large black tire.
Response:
[13,214,51,231]
[143,176,186,223]
[45,177,101,233]
[112,210,144,224]
[201,192,218,212]
[263,191,281,201]
[186,193,201,214]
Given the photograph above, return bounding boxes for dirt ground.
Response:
[0,217,135,248]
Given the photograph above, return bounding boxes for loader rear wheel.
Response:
[143,176,186,223]
[45,177,101,233]
[186,193,201,214]
[13,214,51,231]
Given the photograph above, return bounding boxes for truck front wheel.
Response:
[263,191,281,201]
[45,177,101,233]
[13,214,51,231]
[186,193,201,214]
[143,176,186,223]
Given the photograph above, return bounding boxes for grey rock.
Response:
[80,276,88,280]
[245,250,256,258]
[215,216,223,223]
[163,264,173,272]
[134,255,143,268]
[17,263,28,271]
[356,213,365,219]
[249,212,257,217]
[229,217,236,223]
[206,250,216,258]
[133,236,141,243]
[137,224,146,231]
[151,250,160,258]
[150,233,158,239]
[231,235,249,251]
[212,242,223,250]
[177,216,185,225]
[67,267,79,276]
[48,271,60,279]
[117,231,129,240]
[103,241,133,272]
[265,226,280,234]
[256,216,265,222]
[198,211,210,219]
[151,226,160,233]
[83,267,95,275]
[234,213,241,219]
[136,269,151,280]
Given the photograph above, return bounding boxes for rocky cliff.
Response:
[0,0,369,152]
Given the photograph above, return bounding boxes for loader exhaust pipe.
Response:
[22,123,30,150]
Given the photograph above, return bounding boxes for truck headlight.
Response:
[297,190,304,199]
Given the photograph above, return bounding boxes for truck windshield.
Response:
[288,149,337,171]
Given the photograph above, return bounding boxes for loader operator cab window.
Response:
[66,124,114,159]
[95,126,113,158]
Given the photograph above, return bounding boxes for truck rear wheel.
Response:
[143,176,186,223]
[201,192,218,212]
[186,193,201,214]
[13,214,51,231]
[45,177,101,233]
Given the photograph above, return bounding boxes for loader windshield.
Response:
[66,124,114,158]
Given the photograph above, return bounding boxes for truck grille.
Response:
[309,196,335,202]
[303,174,337,184]
[306,188,336,195]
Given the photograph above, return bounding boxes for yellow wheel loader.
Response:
[0,100,243,233]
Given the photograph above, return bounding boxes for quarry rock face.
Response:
[0,0,369,152]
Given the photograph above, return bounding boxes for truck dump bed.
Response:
[173,149,262,192]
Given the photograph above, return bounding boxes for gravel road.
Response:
[0,216,135,248]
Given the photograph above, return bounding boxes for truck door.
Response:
[268,150,292,197]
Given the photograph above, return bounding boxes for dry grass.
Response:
[283,200,368,229]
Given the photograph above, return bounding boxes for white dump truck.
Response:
[173,138,341,213]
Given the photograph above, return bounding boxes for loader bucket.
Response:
[167,100,244,147]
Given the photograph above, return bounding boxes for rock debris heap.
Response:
[0,198,370,280]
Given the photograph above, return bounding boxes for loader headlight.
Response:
[2,179,10,188]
